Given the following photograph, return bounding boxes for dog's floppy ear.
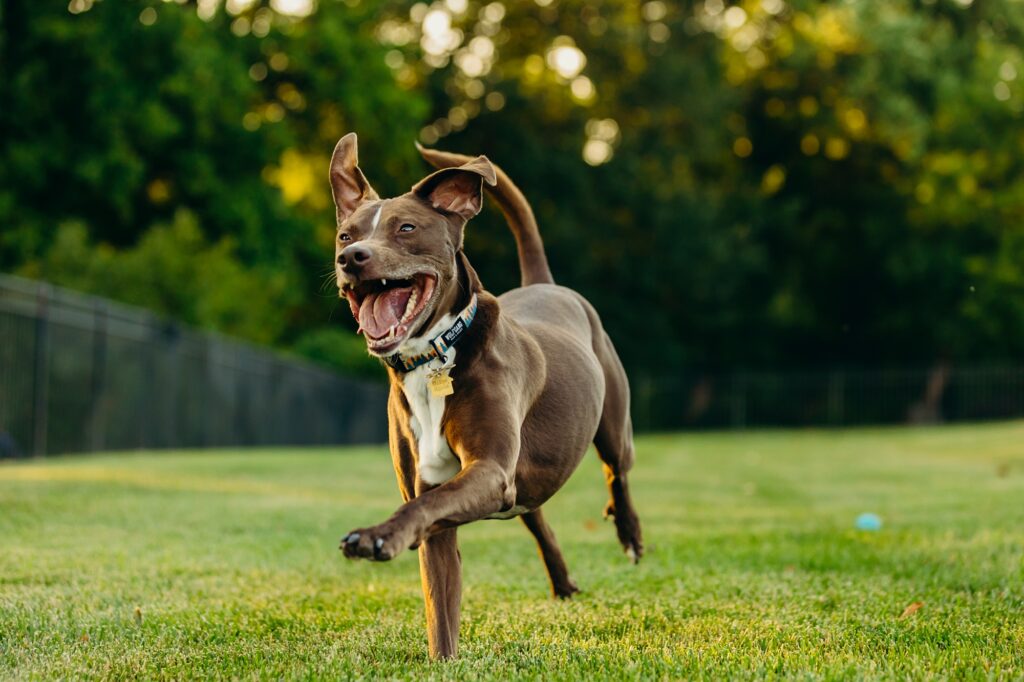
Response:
[330,133,379,222]
[412,154,497,220]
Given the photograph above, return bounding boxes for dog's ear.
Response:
[412,155,497,220]
[330,133,379,222]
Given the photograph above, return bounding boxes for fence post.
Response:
[827,370,845,426]
[634,373,654,432]
[30,284,51,456]
[731,372,747,430]
[162,321,181,450]
[201,337,212,447]
[88,301,108,452]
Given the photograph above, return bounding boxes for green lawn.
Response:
[1,423,1023,680]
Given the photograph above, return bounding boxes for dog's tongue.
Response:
[358,287,413,338]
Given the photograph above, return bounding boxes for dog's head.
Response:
[330,133,496,356]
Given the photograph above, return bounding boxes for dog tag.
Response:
[428,369,454,397]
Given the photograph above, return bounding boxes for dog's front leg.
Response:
[340,458,514,560]
[418,527,460,659]
[341,459,510,660]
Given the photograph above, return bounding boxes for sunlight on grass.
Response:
[1,424,1022,679]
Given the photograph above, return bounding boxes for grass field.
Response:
[2,423,1023,680]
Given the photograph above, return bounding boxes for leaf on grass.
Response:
[898,601,924,619]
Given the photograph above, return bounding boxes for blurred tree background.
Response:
[2,0,1023,380]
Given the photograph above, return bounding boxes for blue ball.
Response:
[855,513,883,531]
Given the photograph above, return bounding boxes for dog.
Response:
[332,133,642,659]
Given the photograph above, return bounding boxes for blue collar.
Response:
[383,294,478,373]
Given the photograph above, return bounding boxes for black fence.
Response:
[3,275,1023,457]
[0,274,388,457]
[632,365,1024,431]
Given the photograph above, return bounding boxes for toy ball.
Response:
[855,513,883,531]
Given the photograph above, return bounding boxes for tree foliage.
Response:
[2,0,1023,377]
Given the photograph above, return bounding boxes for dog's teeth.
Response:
[382,279,387,286]
[402,289,418,322]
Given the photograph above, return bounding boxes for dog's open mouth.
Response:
[345,274,437,353]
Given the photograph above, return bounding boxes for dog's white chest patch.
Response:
[401,349,461,486]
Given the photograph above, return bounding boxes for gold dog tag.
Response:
[428,368,454,397]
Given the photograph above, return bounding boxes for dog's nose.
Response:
[338,244,373,272]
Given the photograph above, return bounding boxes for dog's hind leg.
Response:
[592,331,644,563]
[418,528,461,659]
[521,508,580,599]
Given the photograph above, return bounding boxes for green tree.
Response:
[1,0,426,376]
[4,0,1024,379]
[379,0,1024,372]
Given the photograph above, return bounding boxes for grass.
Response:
[1,423,1023,680]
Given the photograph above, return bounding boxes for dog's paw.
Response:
[339,524,410,561]
[605,501,643,564]
[553,579,581,600]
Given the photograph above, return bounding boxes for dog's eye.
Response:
[339,233,352,242]
[399,224,416,233]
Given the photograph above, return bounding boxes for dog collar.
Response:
[383,294,478,373]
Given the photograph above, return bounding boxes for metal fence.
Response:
[3,275,1022,457]
[632,365,1024,431]
[0,274,388,457]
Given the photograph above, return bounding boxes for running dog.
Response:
[332,134,642,659]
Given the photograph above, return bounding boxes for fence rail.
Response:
[632,365,1024,431]
[0,274,388,456]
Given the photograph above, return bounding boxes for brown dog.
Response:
[332,133,642,659]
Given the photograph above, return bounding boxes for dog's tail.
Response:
[416,143,554,286]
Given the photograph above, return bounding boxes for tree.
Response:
[3,0,1024,378]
